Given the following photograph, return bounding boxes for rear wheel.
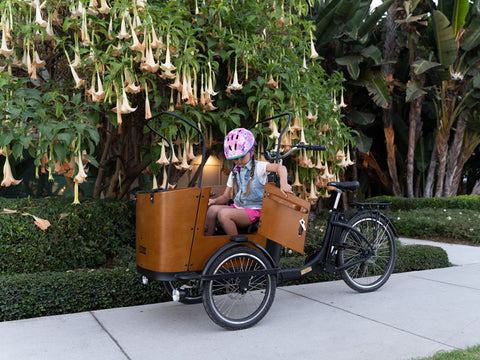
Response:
[338,212,396,292]
[164,280,202,304]
[202,246,276,330]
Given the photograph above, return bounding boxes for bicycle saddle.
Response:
[327,181,359,191]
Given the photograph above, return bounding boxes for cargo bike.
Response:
[136,111,397,330]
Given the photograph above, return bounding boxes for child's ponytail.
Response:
[230,152,256,198]
[243,153,256,197]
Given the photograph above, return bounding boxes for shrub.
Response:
[395,244,450,272]
[369,195,480,211]
[0,265,168,322]
[392,208,480,244]
[0,197,135,274]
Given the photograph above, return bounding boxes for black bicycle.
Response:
[136,112,397,330]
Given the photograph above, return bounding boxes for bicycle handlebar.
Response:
[295,143,327,151]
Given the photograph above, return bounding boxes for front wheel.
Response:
[337,212,396,292]
[202,246,276,330]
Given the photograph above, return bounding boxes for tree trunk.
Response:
[472,179,480,195]
[449,128,480,196]
[443,114,466,196]
[383,124,402,195]
[424,137,437,197]
[381,0,402,196]
[93,121,115,198]
[406,94,424,198]
[434,82,455,197]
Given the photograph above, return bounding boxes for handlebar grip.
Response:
[297,143,327,151]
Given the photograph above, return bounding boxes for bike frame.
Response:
[136,111,393,286]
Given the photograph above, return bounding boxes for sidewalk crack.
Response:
[90,311,132,360]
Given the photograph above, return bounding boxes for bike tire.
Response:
[164,280,203,304]
[202,246,276,330]
[337,212,396,292]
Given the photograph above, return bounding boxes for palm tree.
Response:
[422,0,480,197]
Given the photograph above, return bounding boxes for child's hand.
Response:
[280,182,293,197]
[208,198,216,206]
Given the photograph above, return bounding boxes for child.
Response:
[205,128,292,236]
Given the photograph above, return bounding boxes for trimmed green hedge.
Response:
[0,265,168,322]
[393,208,480,244]
[368,195,480,211]
[395,244,450,272]
[0,197,135,274]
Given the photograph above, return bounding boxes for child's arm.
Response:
[266,163,293,196]
[208,186,232,206]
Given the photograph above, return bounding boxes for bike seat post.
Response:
[333,189,343,211]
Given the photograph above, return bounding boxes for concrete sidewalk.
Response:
[1,239,480,360]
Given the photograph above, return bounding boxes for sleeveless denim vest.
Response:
[232,160,265,209]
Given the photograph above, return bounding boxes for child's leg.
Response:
[217,207,252,236]
[205,205,227,236]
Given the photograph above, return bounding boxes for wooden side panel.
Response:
[136,187,201,273]
[257,183,310,254]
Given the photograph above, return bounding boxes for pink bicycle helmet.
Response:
[224,128,255,160]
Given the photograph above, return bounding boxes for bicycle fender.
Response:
[201,240,276,276]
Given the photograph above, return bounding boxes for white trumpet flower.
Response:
[129,26,145,52]
[120,87,137,113]
[227,61,243,91]
[74,153,88,184]
[151,26,163,49]
[140,44,159,73]
[117,15,131,40]
[35,1,48,28]
[1,152,22,187]
[69,63,85,88]
[0,28,13,57]
[310,32,318,59]
[32,50,46,68]
[156,142,169,166]
[98,0,111,14]
[160,38,176,72]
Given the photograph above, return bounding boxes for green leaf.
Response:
[333,0,361,24]
[336,55,363,80]
[360,45,382,65]
[11,142,23,159]
[406,80,428,102]
[57,132,75,146]
[413,59,442,75]
[358,0,394,38]
[6,106,22,120]
[451,0,469,36]
[346,111,376,126]
[460,17,480,51]
[55,102,64,118]
[82,153,99,168]
[432,10,457,66]
[53,144,67,161]
[364,72,390,108]
[0,133,14,148]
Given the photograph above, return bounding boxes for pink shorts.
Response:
[230,204,262,224]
